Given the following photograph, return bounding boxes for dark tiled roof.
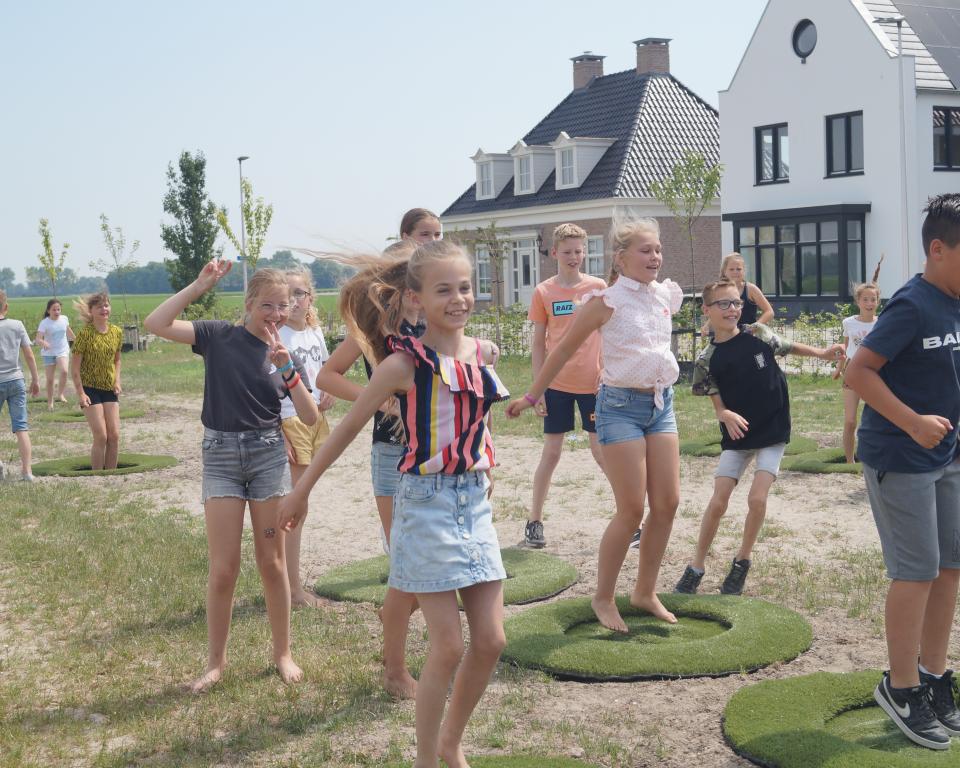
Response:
[442,69,719,218]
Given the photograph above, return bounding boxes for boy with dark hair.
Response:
[847,192,960,750]
[674,278,843,595]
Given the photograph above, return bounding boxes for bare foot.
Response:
[275,655,303,684]
[291,590,333,609]
[58,395,68,403]
[47,403,54,411]
[438,737,470,768]
[630,593,678,624]
[382,668,417,699]
[184,665,224,694]
[591,596,629,634]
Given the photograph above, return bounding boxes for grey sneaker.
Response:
[921,668,960,737]
[874,671,950,750]
[720,558,751,595]
[628,528,643,549]
[524,520,546,549]
[674,565,704,594]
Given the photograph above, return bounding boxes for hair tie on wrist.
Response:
[277,361,293,374]
[284,372,301,391]
[523,393,538,407]
[282,369,296,382]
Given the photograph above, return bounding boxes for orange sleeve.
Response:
[528,286,547,323]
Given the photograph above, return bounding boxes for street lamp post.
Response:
[237,155,250,293]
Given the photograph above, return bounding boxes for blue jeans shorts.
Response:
[389,471,506,593]
[0,378,28,433]
[371,440,406,498]
[200,426,291,503]
[594,384,677,446]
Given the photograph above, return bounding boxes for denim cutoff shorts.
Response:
[0,378,28,433]
[594,384,677,446]
[200,426,291,503]
[371,441,406,498]
[389,471,506,593]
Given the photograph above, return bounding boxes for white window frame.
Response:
[475,246,492,299]
[516,155,532,193]
[586,236,605,277]
[558,148,577,187]
[477,162,493,198]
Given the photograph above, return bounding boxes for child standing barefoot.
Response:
[35,299,74,408]
[507,215,682,633]
[281,241,508,768]
[834,282,879,463]
[145,262,319,692]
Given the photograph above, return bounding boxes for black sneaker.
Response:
[674,565,704,594]
[720,558,751,595]
[628,528,642,550]
[524,520,546,549]
[921,669,960,736]
[874,672,950,750]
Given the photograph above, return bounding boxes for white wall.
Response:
[915,90,960,228]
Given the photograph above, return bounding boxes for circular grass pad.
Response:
[501,593,812,682]
[780,447,862,474]
[36,407,146,423]
[723,670,960,767]
[680,434,817,458]
[32,453,177,477]
[382,758,601,767]
[313,548,578,607]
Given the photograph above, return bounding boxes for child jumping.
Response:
[847,193,960,751]
[280,240,508,768]
[35,298,75,409]
[523,223,607,549]
[508,215,682,633]
[0,289,40,482]
[145,262,319,692]
[833,282,879,463]
[674,278,844,596]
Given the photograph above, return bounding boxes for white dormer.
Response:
[550,131,616,190]
[509,140,554,195]
[471,148,514,201]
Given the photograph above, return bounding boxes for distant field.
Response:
[6,292,339,334]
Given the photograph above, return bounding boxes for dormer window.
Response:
[560,148,576,186]
[550,131,615,191]
[471,149,514,201]
[516,156,532,193]
[478,162,492,197]
[510,141,554,195]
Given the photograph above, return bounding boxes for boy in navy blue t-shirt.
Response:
[847,193,960,751]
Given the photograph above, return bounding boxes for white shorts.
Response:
[714,443,787,482]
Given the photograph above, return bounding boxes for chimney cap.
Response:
[571,51,605,63]
[634,37,672,46]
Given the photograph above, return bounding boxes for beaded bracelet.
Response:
[277,360,294,374]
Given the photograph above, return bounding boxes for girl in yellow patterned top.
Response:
[70,292,123,469]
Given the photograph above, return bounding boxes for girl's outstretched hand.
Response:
[505,397,532,419]
[196,258,232,293]
[279,491,308,531]
[266,323,292,368]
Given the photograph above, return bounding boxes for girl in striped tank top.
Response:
[280,241,508,768]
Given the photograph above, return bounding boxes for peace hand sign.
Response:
[266,322,291,369]
[196,258,233,293]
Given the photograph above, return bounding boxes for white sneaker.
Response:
[20,473,35,483]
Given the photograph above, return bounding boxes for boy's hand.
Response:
[29,379,40,397]
[719,409,749,440]
[909,414,953,449]
[486,471,495,499]
[818,344,845,362]
[534,397,547,417]
[831,365,842,380]
[505,398,532,419]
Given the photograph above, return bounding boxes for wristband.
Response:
[282,369,296,382]
[284,372,301,390]
[277,361,294,374]
[523,393,538,407]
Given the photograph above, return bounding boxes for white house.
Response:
[720,0,960,313]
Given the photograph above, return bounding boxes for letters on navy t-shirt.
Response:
[857,275,960,473]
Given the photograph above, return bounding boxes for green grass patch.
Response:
[723,670,960,766]
[781,448,862,474]
[31,452,177,476]
[680,434,818,457]
[36,407,146,423]
[314,548,578,607]
[501,594,812,682]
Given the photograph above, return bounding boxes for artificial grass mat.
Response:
[780,447,862,474]
[723,670,960,766]
[314,548,578,607]
[680,434,818,458]
[502,593,812,682]
[382,758,600,767]
[36,407,146,423]
[31,452,177,477]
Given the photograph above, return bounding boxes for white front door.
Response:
[510,238,539,305]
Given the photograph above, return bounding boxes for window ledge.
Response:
[754,179,790,187]
[824,170,864,179]
[933,166,960,172]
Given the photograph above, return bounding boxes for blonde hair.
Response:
[74,292,110,325]
[242,268,290,324]
[0,289,6,309]
[552,223,588,244]
[719,253,745,279]
[702,278,738,306]
[853,282,879,301]
[607,213,660,285]
[284,264,319,328]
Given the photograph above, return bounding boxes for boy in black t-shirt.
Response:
[846,193,960,751]
[674,279,843,596]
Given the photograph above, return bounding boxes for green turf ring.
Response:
[780,447,862,474]
[36,407,146,423]
[31,453,177,477]
[722,670,960,766]
[680,435,817,457]
[382,758,600,768]
[501,594,812,682]
[314,548,578,607]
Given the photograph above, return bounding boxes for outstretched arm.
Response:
[314,334,365,402]
[144,259,232,344]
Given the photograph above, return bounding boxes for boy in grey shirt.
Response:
[0,289,40,480]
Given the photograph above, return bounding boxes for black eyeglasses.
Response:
[707,299,744,310]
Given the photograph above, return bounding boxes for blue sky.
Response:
[2,0,767,282]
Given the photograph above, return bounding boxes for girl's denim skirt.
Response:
[389,471,506,593]
[594,384,678,446]
[200,426,291,503]
[371,441,406,498]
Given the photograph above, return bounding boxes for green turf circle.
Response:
[780,447,862,474]
[680,434,818,458]
[31,452,177,477]
[313,548,578,607]
[502,594,812,682]
[382,758,600,767]
[723,670,960,766]
[36,407,146,423]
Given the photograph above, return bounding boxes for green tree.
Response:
[649,150,723,330]
[449,221,511,348]
[217,177,274,272]
[36,218,70,297]
[91,213,140,322]
[161,151,222,311]
[0,267,16,289]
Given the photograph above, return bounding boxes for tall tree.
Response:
[91,213,140,322]
[161,151,222,310]
[36,218,70,297]
[217,177,274,272]
[449,221,511,348]
[0,267,16,289]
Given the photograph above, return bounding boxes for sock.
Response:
[920,663,943,679]
[689,565,704,575]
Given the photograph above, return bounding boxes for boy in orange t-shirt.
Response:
[523,223,608,548]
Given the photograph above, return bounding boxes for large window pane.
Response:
[935,108,948,167]
[951,110,960,167]
[759,226,775,244]
[779,245,797,296]
[778,224,796,243]
[847,220,862,240]
[800,245,818,295]
[830,117,846,174]
[821,242,839,295]
[760,248,776,294]
[821,221,838,241]
[778,127,790,179]
[847,241,863,289]
[740,246,756,284]
[760,129,774,181]
[799,223,817,242]
[739,227,756,246]
[850,114,864,171]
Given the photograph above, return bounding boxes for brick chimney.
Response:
[571,51,605,90]
[635,37,671,75]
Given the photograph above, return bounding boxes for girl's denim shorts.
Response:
[389,471,506,593]
[371,441,406,498]
[200,426,291,503]
[594,384,678,446]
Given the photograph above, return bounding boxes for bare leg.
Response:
[55,357,69,402]
[250,498,301,684]
[438,580,505,768]
[413,590,464,768]
[886,579,933,688]
[101,401,120,470]
[188,497,245,693]
[529,433,564,522]
[285,463,332,608]
[83,404,108,470]
[919,568,960,676]
[593,438,647,632]
[45,363,55,408]
[630,433,680,622]
[691,477,738,571]
[842,387,861,463]
[15,430,32,476]
[588,432,608,477]
[735,471,776,562]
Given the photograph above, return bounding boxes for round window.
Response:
[792,19,817,61]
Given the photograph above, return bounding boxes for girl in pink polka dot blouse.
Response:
[507,216,683,634]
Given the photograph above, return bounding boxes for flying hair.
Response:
[74,292,110,325]
[607,210,660,285]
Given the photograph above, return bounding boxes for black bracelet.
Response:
[282,369,296,382]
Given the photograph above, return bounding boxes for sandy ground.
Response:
[61,396,920,767]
